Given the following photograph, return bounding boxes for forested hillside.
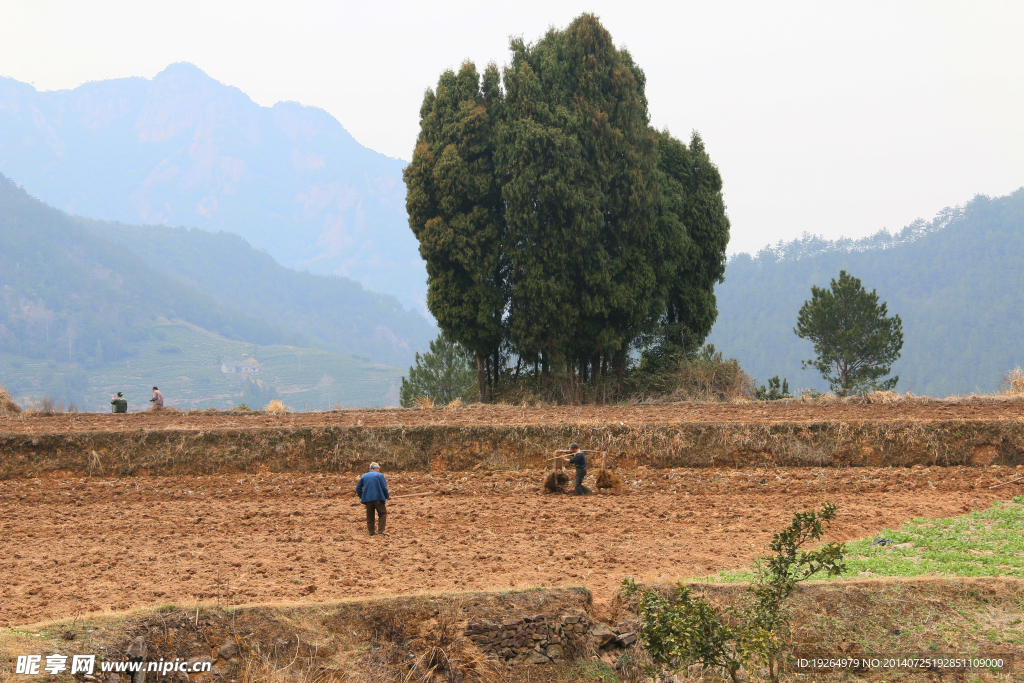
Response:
[0,175,285,364]
[0,175,428,408]
[90,220,435,366]
[707,189,1024,396]
[0,63,426,313]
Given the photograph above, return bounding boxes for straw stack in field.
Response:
[263,400,287,414]
[595,468,624,494]
[0,386,21,417]
[543,471,569,493]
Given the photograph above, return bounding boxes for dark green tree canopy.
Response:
[404,61,505,400]
[658,130,730,344]
[794,270,904,395]
[404,14,730,403]
[498,15,662,367]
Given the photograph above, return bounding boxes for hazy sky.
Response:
[3,0,1022,255]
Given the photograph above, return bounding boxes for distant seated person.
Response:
[149,386,164,411]
[110,392,128,414]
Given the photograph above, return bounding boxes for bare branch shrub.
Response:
[1001,366,1024,396]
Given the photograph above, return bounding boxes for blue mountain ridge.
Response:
[0,62,428,314]
[707,189,1024,397]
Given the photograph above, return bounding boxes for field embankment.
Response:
[3,579,1022,682]
[2,400,1023,479]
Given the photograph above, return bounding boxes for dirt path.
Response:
[3,398,1024,436]
[2,465,1019,626]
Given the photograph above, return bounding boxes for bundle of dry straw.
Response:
[543,471,569,494]
[264,400,287,414]
[595,469,624,494]
[0,386,21,417]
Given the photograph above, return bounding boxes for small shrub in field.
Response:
[754,376,791,401]
[865,390,900,403]
[264,400,286,414]
[631,344,755,403]
[31,397,67,415]
[623,503,845,683]
[0,385,21,416]
[399,332,476,407]
[1002,366,1024,396]
[412,395,436,409]
[236,403,251,411]
[798,388,823,400]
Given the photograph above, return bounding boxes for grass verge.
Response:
[714,496,1024,584]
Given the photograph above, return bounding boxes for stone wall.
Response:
[464,613,638,665]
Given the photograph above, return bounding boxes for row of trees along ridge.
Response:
[404,14,730,403]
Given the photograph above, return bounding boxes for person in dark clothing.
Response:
[356,462,390,536]
[110,392,128,414]
[558,443,592,495]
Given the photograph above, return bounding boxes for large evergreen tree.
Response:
[658,131,730,348]
[405,14,730,403]
[795,270,904,395]
[404,62,505,402]
[497,16,662,400]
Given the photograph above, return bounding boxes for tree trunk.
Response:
[541,351,549,396]
[494,348,500,385]
[476,351,487,403]
[592,353,602,404]
[566,358,576,405]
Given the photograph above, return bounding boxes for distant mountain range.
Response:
[0,175,434,408]
[707,188,1024,397]
[0,62,427,313]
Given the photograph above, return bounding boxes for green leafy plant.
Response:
[236,403,250,411]
[622,503,845,682]
[754,376,791,401]
[399,332,477,407]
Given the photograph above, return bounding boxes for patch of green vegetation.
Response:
[1,319,402,410]
[155,604,178,613]
[714,497,1024,583]
[565,661,620,682]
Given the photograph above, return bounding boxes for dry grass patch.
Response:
[0,385,21,417]
[265,400,288,414]
[1002,366,1024,396]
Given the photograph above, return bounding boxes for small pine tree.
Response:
[755,376,790,401]
[399,333,476,407]
[795,270,903,396]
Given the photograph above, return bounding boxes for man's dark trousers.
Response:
[365,500,387,535]
[573,468,590,495]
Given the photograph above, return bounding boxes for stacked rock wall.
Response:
[464,613,638,665]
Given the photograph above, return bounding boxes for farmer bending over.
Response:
[149,386,164,411]
[356,462,390,536]
[558,442,592,496]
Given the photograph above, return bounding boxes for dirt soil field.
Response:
[4,398,1024,435]
[3,464,1020,627]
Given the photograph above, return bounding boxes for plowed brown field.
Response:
[3,397,1023,435]
[2,463,1019,627]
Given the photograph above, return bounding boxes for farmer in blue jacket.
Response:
[356,462,390,536]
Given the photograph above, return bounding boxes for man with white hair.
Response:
[356,462,390,536]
